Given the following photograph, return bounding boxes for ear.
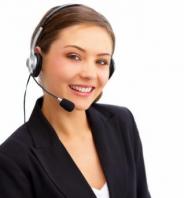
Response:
[34,46,42,54]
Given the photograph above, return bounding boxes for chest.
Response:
[60,134,106,189]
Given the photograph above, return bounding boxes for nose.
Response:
[79,60,96,80]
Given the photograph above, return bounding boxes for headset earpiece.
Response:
[32,53,42,77]
[109,58,115,78]
[26,52,42,77]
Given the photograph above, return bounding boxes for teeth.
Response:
[70,85,93,93]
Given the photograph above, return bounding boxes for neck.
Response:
[41,96,91,139]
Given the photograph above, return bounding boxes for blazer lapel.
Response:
[27,98,130,198]
[87,106,130,198]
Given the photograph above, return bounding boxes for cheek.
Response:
[45,58,74,81]
[98,69,109,87]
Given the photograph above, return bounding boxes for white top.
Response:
[91,182,110,198]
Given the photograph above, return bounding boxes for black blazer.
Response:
[0,98,151,198]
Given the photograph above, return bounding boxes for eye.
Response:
[96,59,109,66]
[66,53,81,61]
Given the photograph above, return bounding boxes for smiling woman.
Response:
[0,4,151,198]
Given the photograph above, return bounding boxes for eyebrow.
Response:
[64,45,111,56]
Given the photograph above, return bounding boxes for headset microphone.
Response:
[23,74,75,123]
[32,77,75,112]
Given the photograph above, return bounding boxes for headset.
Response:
[24,4,115,122]
[26,3,115,78]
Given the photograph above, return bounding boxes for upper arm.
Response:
[0,151,33,198]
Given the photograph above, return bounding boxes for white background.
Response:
[0,0,184,197]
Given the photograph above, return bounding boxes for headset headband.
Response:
[30,4,81,53]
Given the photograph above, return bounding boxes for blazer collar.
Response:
[27,98,129,198]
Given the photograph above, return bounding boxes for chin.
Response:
[74,102,94,111]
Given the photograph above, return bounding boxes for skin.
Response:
[37,24,113,189]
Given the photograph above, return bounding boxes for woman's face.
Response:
[40,24,113,111]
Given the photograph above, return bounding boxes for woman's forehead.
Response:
[53,24,113,54]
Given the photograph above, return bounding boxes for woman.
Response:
[0,4,151,198]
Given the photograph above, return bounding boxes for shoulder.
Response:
[91,103,140,148]
[91,102,135,123]
[0,124,35,196]
[0,123,33,165]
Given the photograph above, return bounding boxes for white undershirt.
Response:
[91,182,110,198]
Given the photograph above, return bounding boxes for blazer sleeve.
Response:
[0,150,33,198]
[125,108,151,198]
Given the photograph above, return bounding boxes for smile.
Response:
[69,85,95,93]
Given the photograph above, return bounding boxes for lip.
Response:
[69,84,95,97]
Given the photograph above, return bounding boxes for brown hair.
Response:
[31,4,115,54]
